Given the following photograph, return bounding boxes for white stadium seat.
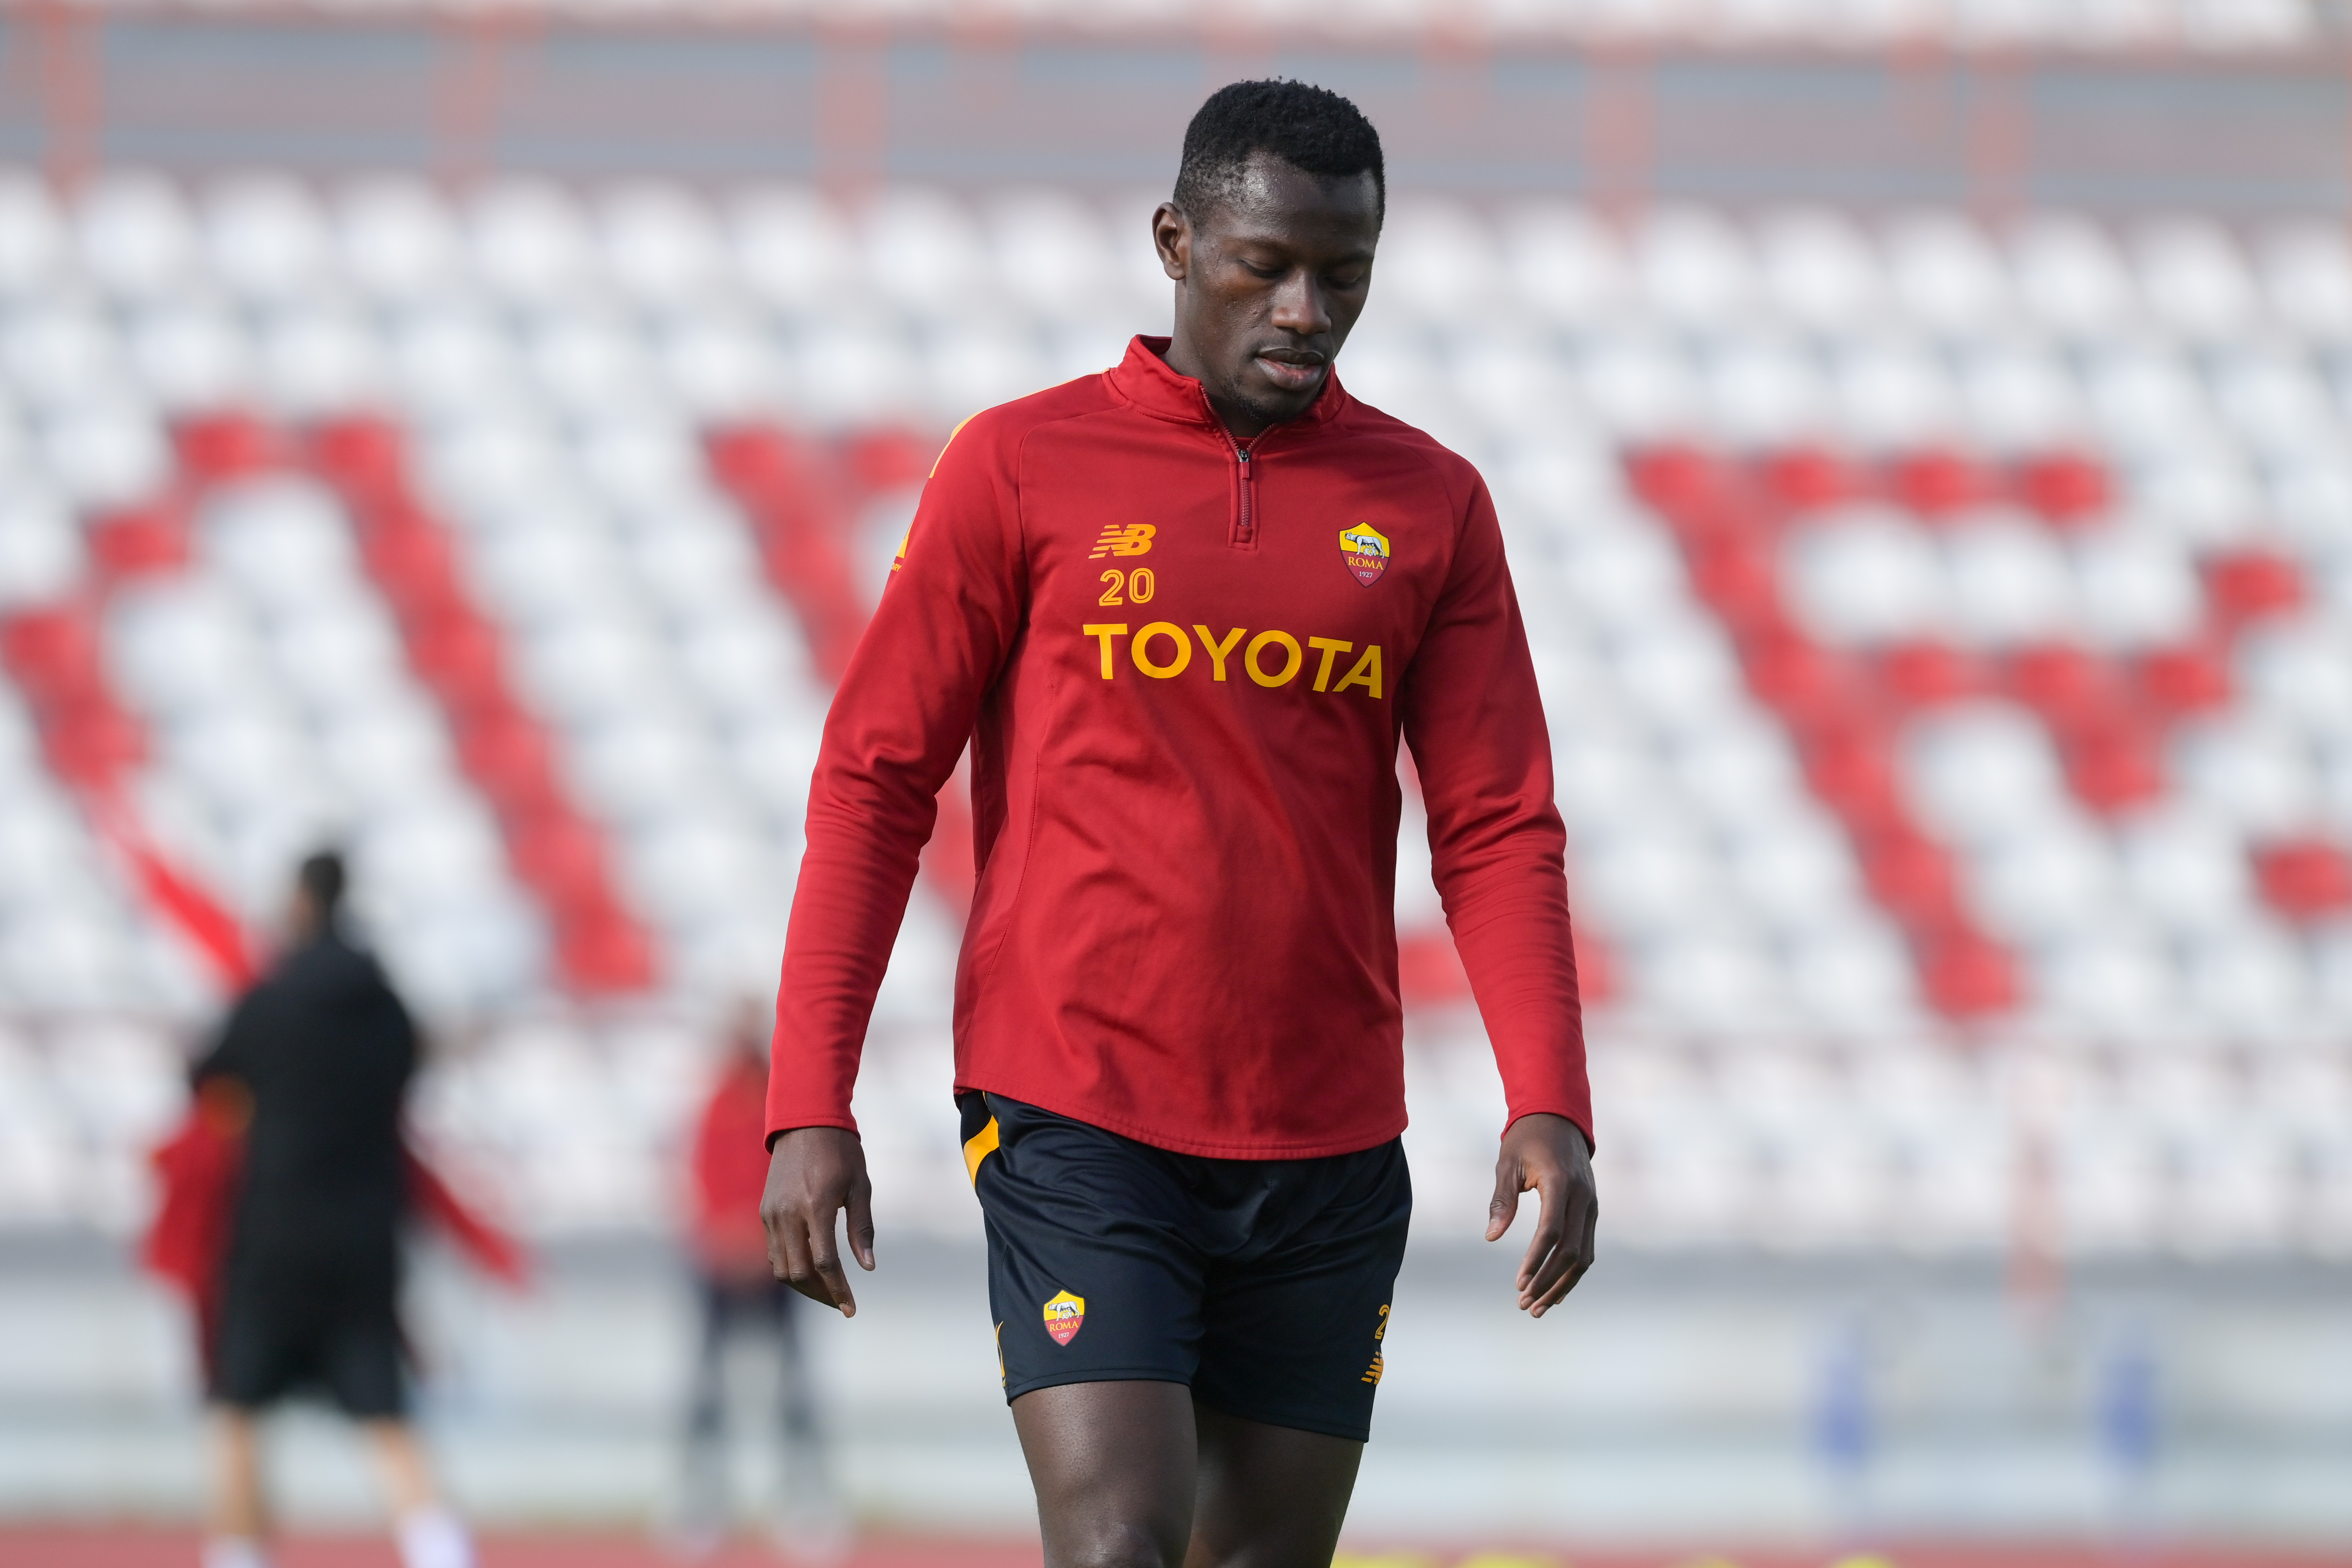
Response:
[4,303,125,411]
[1958,341,2083,450]
[730,185,859,314]
[1758,208,1886,332]
[2132,218,2261,342]
[1783,503,1945,644]
[599,183,728,312]
[2260,222,2352,341]
[205,176,333,306]
[261,309,386,415]
[75,174,200,302]
[987,188,1123,321]
[470,180,600,303]
[0,172,64,297]
[337,178,466,303]
[2011,214,2140,338]
[1831,337,1957,447]
[1883,212,2015,337]
[1944,510,2079,646]
[0,488,83,608]
[128,302,254,412]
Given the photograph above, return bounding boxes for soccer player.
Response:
[762,80,1595,1568]
[192,853,472,1568]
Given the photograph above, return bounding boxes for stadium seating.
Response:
[1,168,2348,1255]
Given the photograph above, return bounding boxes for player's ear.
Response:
[1152,202,1191,282]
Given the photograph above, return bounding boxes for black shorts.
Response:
[211,1250,407,1419]
[961,1091,1409,1443]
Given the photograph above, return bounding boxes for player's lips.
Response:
[1252,349,1328,393]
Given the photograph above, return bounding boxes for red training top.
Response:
[768,336,1590,1159]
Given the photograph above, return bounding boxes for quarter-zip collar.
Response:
[1106,334,1350,439]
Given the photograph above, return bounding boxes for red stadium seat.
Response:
[2061,718,2168,813]
[1571,926,1615,1006]
[172,412,277,484]
[2251,839,2352,921]
[1887,448,1986,518]
[308,416,410,508]
[2201,550,2305,629]
[704,425,798,503]
[2013,451,2110,524]
[405,612,506,714]
[1623,444,1734,522]
[2004,642,2123,730]
[1684,534,1782,635]
[1876,638,1984,708]
[507,812,610,909]
[1756,445,1857,515]
[0,607,108,709]
[1858,824,1962,932]
[41,704,144,788]
[2134,642,2232,717]
[1738,625,1868,736]
[87,504,191,580]
[558,902,657,993]
[362,519,464,621]
[1801,724,1903,835]
[1395,933,1471,1005]
[851,427,935,492]
[1916,928,2018,1019]
[458,709,561,820]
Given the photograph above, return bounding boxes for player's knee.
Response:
[1047,1517,1185,1568]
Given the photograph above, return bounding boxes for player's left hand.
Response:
[1487,1112,1597,1318]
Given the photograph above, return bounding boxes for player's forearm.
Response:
[766,804,932,1140]
[1448,882,1593,1149]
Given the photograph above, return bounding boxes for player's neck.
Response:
[1156,332,1273,440]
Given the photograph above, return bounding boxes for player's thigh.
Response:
[1012,1379,1197,1568]
[1190,1143,1409,1444]
[1187,1403,1362,1568]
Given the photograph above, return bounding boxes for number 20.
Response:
[1098,567,1155,606]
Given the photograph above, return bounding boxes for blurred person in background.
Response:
[673,998,843,1558]
[189,851,474,1568]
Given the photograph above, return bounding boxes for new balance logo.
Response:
[1089,523,1156,559]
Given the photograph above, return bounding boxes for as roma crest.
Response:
[1043,1290,1086,1346]
[1339,524,1390,586]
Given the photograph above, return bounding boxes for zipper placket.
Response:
[1224,430,1258,549]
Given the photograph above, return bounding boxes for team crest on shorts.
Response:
[1042,1290,1086,1346]
[1339,524,1390,586]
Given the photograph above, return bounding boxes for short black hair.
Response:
[1173,80,1384,225]
[298,851,347,922]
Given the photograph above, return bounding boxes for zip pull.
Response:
[1232,444,1256,547]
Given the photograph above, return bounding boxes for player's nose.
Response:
[1268,266,1335,339]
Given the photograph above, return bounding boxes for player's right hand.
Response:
[762,1126,876,1317]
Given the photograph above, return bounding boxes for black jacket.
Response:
[194,930,418,1269]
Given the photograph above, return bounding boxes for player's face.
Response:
[1154,154,1381,436]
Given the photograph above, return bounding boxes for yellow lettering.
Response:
[1246,629,1303,688]
[1195,626,1245,681]
[1334,643,1384,699]
[1082,623,1128,679]
[1307,636,1353,692]
[1131,622,1193,678]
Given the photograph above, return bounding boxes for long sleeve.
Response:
[1400,474,1593,1148]
[766,416,1029,1144]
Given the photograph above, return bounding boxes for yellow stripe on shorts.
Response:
[963,1115,1001,1184]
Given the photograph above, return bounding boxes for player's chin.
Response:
[1239,362,1327,420]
